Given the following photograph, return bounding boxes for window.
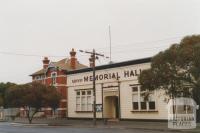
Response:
[149,102,156,110]
[76,90,92,112]
[148,94,156,110]
[40,75,45,84]
[35,76,41,80]
[87,90,91,95]
[81,96,86,111]
[51,72,57,85]
[76,96,81,111]
[140,96,147,110]
[82,91,86,95]
[87,96,92,111]
[41,75,45,80]
[132,86,138,92]
[132,85,156,111]
[132,93,139,110]
[133,102,139,110]
[77,91,80,96]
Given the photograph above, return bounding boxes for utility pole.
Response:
[79,49,108,126]
[92,49,96,125]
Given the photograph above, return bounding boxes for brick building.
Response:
[29,49,87,117]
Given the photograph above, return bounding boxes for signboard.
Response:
[69,68,144,86]
[96,104,102,112]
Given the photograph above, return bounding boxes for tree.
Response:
[0,82,16,107]
[6,82,61,124]
[139,35,200,121]
[139,44,191,98]
[0,95,3,107]
[43,86,61,116]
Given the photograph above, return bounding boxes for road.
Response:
[0,122,180,133]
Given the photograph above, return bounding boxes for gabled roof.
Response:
[53,58,87,71]
[30,58,88,76]
[30,69,46,76]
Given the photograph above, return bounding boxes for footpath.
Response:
[10,117,200,133]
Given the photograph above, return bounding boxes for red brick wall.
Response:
[32,69,67,117]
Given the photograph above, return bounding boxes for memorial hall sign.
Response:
[71,69,142,84]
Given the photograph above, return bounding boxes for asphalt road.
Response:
[0,122,180,133]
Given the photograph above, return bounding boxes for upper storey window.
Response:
[51,72,57,85]
[34,75,44,81]
[35,76,41,80]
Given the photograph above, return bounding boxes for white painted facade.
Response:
[67,60,168,120]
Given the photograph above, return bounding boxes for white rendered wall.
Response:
[67,62,168,120]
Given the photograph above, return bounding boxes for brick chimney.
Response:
[43,57,50,69]
[70,48,77,69]
[89,55,94,68]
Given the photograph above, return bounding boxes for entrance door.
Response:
[104,96,119,119]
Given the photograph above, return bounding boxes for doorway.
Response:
[104,96,119,119]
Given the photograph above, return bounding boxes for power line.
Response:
[97,42,173,56]
[96,36,182,50]
[101,43,171,54]
[0,51,67,58]
[0,35,182,62]
[0,41,171,60]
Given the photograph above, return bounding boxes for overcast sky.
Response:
[0,0,200,84]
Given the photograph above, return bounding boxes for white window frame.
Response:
[35,76,41,80]
[132,85,156,111]
[51,72,57,85]
[76,89,92,112]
